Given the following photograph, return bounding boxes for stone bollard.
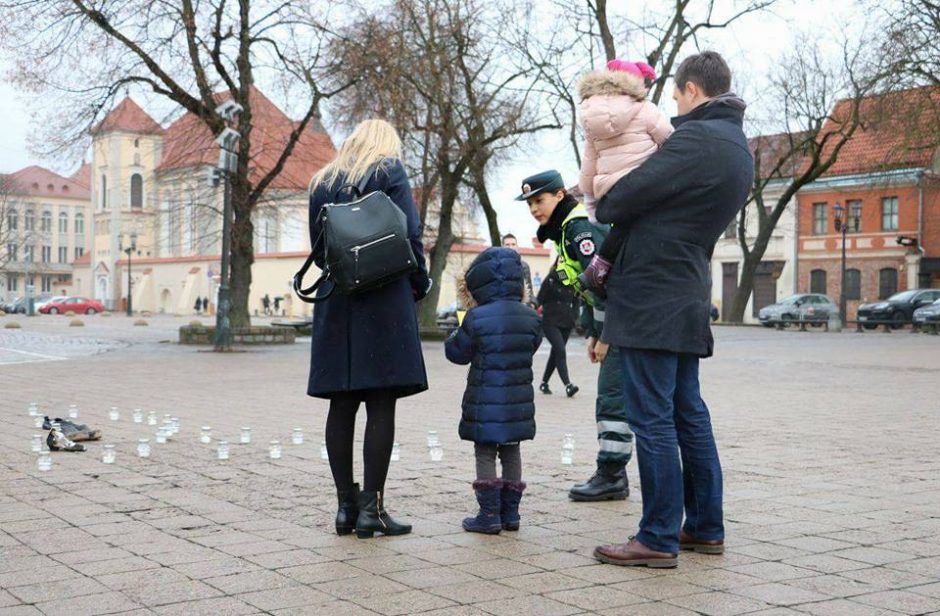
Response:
[69,319,84,327]
[189,320,204,327]
[4,321,21,329]
[65,310,76,317]
[100,312,112,317]
[134,319,149,326]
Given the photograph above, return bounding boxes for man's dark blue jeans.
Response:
[619,347,724,554]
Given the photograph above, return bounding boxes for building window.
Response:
[881,197,898,231]
[879,268,898,299]
[724,220,737,239]
[130,174,143,209]
[24,245,34,262]
[41,275,52,293]
[845,268,861,300]
[810,269,827,294]
[7,274,16,292]
[41,211,52,233]
[58,212,68,233]
[6,209,17,231]
[74,247,84,259]
[847,200,862,233]
[24,209,35,232]
[58,246,68,263]
[100,175,107,209]
[41,245,51,263]
[74,213,84,235]
[6,244,17,262]
[813,203,827,235]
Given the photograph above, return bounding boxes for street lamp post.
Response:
[209,100,243,351]
[121,232,138,317]
[832,203,860,325]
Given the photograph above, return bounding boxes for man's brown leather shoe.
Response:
[679,529,724,554]
[594,538,678,568]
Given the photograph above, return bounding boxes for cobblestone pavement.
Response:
[1,314,939,615]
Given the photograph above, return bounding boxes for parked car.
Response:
[857,289,940,329]
[5,297,29,314]
[436,301,462,333]
[39,296,105,315]
[1,297,22,313]
[912,298,940,329]
[32,294,63,311]
[758,293,838,327]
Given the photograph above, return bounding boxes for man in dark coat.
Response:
[592,51,754,568]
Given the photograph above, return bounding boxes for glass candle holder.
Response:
[429,445,444,462]
[34,415,44,428]
[319,440,328,460]
[200,427,212,444]
[239,427,251,444]
[291,428,304,445]
[132,409,143,423]
[170,417,180,434]
[561,433,575,465]
[37,452,52,472]
[147,411,158,425]
[137,438,151,458]
[108,407,120,421]
[102,444,116,464]
[426,430,440,447]
[155,427,167,444]
[31,434,43,453]
[217,440,230,460]
[68,404,79,419]
[391,442,401,462]
[269,440,282,459]
[28,402,39,417]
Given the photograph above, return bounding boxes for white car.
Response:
[34,295,67,311]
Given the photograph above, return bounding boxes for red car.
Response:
[40,297,105,315]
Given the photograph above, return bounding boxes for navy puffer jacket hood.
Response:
[445,248,542,444]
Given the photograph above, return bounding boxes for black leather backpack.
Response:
[294,162,417,303]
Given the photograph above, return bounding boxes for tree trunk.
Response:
[228,180,254,328]
[468,163,501,246]
[727,226,773,323]
[418,181,458,328]
[591,0,616,61]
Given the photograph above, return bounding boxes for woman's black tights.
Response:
[542,325,572,386]
[325,391,396,492]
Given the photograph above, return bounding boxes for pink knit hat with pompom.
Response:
[606,59,657,82]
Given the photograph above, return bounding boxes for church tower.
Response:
[89,97,164,310]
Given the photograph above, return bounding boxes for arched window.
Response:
[130,174,143,209]
[74,213,84,234]
[810,269,827,295]
[879,268,898,299]
[24,209,35,232]
[59,212,68,234]
[845,268,861,300]
[6,209,17,231]
[100,175,107,209]
[41,211,52,233]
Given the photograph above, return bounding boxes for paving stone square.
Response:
[1,315,939,615]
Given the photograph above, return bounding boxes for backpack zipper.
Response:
[351,234,396,283]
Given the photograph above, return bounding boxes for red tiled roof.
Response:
[69,163,91,189]
[749,132,811,180]
[815,85,940,178]
[1,165,91,200]
[155,87,336,190]
[92,97,164,135]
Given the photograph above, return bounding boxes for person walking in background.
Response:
[193,297,202,315]
[501,233,536,307]
[262,293,271,316]
[445,247,541,535]
[273,296,281,315]
[308,119,431,539]
[202,297,209,314]
[532,271,542,294]
[593,51,754,568]
[535,266,579,397]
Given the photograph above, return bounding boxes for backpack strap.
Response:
[338,160,382,198]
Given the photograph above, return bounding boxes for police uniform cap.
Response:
[514,170,565,201]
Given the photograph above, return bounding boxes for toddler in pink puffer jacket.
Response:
[577,60,673,292]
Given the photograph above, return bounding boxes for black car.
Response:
[757,293,838,327]
[912,298,940,329]
[857,289,940,329]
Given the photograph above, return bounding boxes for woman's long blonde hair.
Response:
[309,119,403,192]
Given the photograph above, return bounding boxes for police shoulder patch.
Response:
[578,239,595,256]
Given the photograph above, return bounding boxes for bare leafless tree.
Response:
[326,0,558,326]
[0,0,354,327]
[725,36,891,322]
[882,0,940,87]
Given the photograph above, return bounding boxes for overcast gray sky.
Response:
[0,0,869,247]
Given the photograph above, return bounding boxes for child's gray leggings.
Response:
[474,443,522,481]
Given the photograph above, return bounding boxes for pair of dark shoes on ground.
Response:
[42,416,101,452]
[540,382,579,398]
[335,485,411,538]
[462,479,526,534]
[594,530,725,569]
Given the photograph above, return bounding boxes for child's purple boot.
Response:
[463,479,503,534]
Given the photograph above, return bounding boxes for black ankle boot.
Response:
[355,491,412,538]
[335,483,360,536]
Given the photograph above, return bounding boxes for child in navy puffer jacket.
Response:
[445,247,542,534]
